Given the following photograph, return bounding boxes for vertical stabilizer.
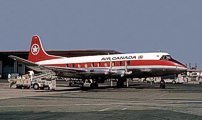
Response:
[28,35,60,62]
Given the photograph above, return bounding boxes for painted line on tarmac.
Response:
[121,108,128,110]
[99,107,114,112]
[76,103,132,111]
[0,105,70,107]
[167,101,202,104]
[98,105,123,112]
[0,105,25,108]
[75,103,135,106]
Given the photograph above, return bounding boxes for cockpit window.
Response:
[160,55,171,60]
[160,55,186,67]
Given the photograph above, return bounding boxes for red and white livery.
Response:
[9,35,187,88]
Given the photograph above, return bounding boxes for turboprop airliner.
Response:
[9,35,187,89]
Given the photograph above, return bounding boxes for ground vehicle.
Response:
[140,76,185,84]
[8,73,56,90]
[32,78,56,90]
[9,74,31,89]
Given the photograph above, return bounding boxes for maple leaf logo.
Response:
[31,44,40,55]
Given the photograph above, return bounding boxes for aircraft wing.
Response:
[8,55,126,78]
[45,66,87,73]
[8,55,87,73]
[8,55,39,66]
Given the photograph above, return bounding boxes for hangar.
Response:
[0,50,122,79]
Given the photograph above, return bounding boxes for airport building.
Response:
[0,50,122,79]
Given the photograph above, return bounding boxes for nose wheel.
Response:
[160,80,166,89]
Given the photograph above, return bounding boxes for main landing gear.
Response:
[90,83,98,89]
[116,78,126,88]
[160,79,166,89]
[81,79,99,89]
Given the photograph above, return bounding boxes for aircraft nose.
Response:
[172,60,187,69]
[178,67,187,72]
[176,64,187,73]
[173,61,187,72]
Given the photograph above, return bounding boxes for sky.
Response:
[0,0,202,68]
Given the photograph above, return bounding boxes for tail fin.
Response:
[28,35,60,62]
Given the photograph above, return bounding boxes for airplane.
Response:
[9,35,187,89]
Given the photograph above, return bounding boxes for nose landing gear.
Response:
[160,79,166,89]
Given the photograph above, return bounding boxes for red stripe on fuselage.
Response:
[41,60,185,68]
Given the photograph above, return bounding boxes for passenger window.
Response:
[78,64,81,68]
[104,62,108,67]
[127,61,130,66]
[85,63,88,68]
[112,62,115,67]
[72,64,75,68]
[66,64,69,67]
[97,62,100,67]
[91,63,94,67]
[120,61,123,66]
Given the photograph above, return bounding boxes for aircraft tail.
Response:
[28,35,60,62]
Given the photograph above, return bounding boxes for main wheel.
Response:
[90,83,98,89]
[117,81,124,88]
[160,83,165,89]
[33,83,39,90]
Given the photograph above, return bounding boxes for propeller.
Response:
[121,61,132,77]
[109,58,113,86]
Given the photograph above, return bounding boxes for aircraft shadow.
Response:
[33,83,175,92]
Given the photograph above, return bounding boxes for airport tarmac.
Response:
[0,80,202,120]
